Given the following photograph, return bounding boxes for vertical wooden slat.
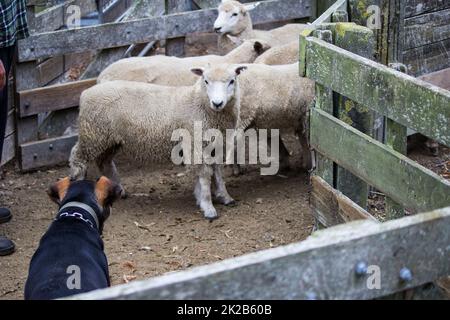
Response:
[333,23,375,209]
[165,0,191,57]
[385,62,408,219]
[310,29,335,230]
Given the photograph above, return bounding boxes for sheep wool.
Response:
[254,40,299,65]
[97,39,271,86]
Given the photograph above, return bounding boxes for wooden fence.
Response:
[12,0,312,171]
[67,2,450,300]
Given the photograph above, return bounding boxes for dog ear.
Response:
[47,177,71,205]
[95,176,122,207]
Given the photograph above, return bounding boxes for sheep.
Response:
[254,40,299,65]
[70,64,247,220]
[214,0,309,54]
[97,59,315,171]
[236,62,315,171]
[97,38,270,85]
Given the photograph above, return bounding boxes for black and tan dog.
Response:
[24,177,121,300]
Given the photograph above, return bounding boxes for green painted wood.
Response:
[333,23,375,209]
[304,36,450,146]
[310,108,450,213]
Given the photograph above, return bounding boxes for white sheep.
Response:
[97,38,270,85]
[97,59,315,171]
[214,0,308,54]
[70,64,247,220]
[254,40,299,65]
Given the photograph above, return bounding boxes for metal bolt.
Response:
[355,261,368,276]
[25,103,30,108]
[49,144,53,150]
[33,153,37,159]
[399,267,412,282]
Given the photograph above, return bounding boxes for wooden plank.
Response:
[32,0,74,33]
[310,175,377,227]
[5,110,15,138]
[403,38,450,77]
[404,8,450,50]
[334,23,375,209]
[310,108,450,213]
[19,134,78,171]
[312,0,346,26]
[308,29,334,189]
[18,0,312,61]
[36,56,64,85]
[418,67,450,91]
[1,133,15,166]
[18,78,96,117]
[69,208,450,300]
[165,0,191,57]
[385,63,408,220]
[304,36,450,146]
[404,0,450,18]
[100,0,132,23]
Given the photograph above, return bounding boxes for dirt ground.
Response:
[0,144,314,299]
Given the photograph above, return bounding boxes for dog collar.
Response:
[58,201,100,230]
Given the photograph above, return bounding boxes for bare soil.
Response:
[0,145,313,299]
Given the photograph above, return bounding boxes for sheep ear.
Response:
[191,68,204,77]
[253,41,264,54]
[243,2,260,11]
[235,66,247,75]
[226,34,242,45]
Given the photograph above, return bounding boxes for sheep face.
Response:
[191,65,247,112]
[214,0,260,35]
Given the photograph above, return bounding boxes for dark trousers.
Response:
[0,45,15,165]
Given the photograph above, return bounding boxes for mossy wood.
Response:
[304,36,450,146]
[69,208,450,300]
[310,109,450,213]
[333,23,376,209]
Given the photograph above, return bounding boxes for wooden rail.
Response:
[310,108,450,213]
[69,208,450,299]
[18,0,312,62]
[303,36,450,146]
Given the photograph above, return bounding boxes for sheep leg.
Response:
[97,154,126,198]
[69,142,88,180]
[275,136,290,172]
[213,164,236,206]
[194,165,218,220]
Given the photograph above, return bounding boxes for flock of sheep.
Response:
[69,0,315,220]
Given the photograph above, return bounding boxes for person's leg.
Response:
[0,45,16,256]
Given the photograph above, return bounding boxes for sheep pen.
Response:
[0,0,449,301]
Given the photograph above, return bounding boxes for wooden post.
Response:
[309,29,334,230]
[333,23,375,209]
[311,29,334,188]
[165,0,191,57]
[385,62,407,219]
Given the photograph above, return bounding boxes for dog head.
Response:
[48,177,122,233]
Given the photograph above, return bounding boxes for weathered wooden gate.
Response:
[67,2,450,300]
